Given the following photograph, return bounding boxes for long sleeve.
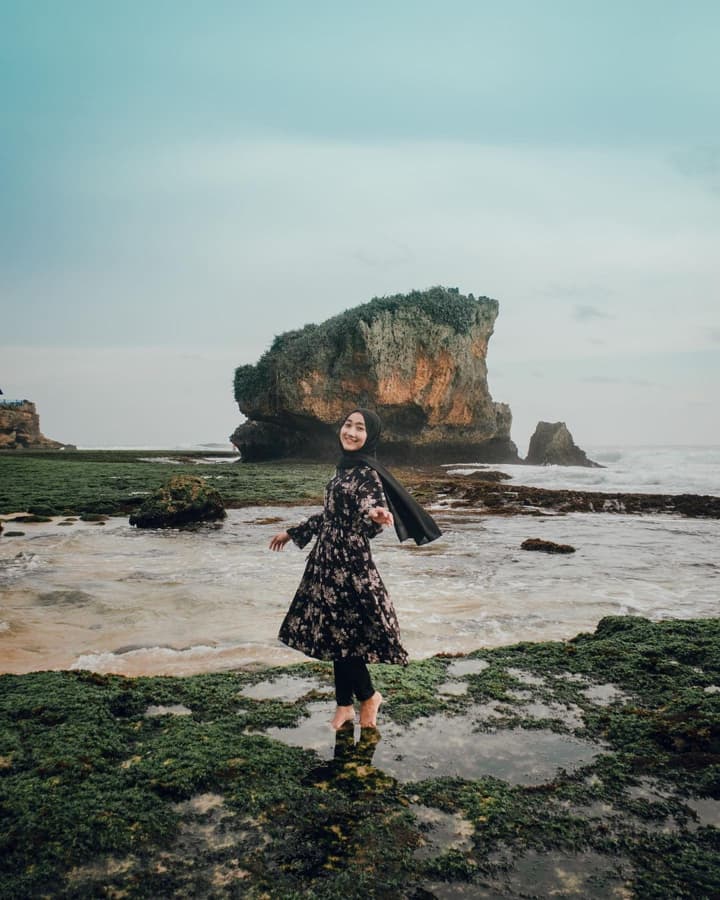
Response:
[286,512,324,549]
[354,469,385,539]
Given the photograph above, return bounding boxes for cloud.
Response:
[670,146,720,195]
[580,375,660,387]
[574,305,614,322]
[351,241,415,269]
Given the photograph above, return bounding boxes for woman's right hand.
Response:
[269,531,291,551]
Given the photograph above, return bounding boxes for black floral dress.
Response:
[278,464,408,665]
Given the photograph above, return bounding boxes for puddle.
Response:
[174,793,225,815]
[446,658,490,677]
[686,797,720,827]
[411,804,474,859]
[422,882,506,898]
[239,674,328,702]
[581,683,630,705]
[517,700,584,729]
[488,849,632,898]
[506,689,533,701]
[626,778,674,803]
[144,704,192,717]
[506,667,546,686]
[555,672,589,684]
[264,701,341,759]
[438,681,469,696]
[265,705,604,785]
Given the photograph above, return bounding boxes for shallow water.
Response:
[262,700,603,785]
[0,505,718,675]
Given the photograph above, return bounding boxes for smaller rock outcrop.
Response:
[521,538,576,554]
[0,400,69,450]
[129,475,226,529]
[525,422,601,468]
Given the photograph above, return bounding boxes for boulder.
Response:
[525,422,601,467]
[521,538,576,554]
[231,287,520,464]
[129,475,227,529]
[0,400,69,450]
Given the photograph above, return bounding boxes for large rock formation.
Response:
[525,421,601,468]
[0,401,68,450]
[231,287,520,463]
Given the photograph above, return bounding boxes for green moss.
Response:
[0,451,331,516]
[129,473,226,528]
[370,658,451,724]
[1,618,719,897]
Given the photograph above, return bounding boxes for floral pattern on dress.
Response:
[278,465,409,665]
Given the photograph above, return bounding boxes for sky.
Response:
[1,1,719,452]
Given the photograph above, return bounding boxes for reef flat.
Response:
[2,451,718,522]
[1,617,718,898]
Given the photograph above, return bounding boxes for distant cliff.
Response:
[0,401,68,450]
[231,287,520,463]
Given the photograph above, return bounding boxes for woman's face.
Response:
[340,412,367,451]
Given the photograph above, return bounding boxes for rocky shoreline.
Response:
[402,470,720,519]
[1,616,718,898]
[2,451,718,522]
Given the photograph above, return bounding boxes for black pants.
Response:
[334,657,374,706]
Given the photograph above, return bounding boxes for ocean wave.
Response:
[446,445,720,496]
[0,551,40,581]
[70,641,298,676]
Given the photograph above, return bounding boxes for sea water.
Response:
[447,444,720,496]
[1,446,718,676]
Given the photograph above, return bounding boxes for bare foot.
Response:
[330,705,356,730]
[359,691,383,728]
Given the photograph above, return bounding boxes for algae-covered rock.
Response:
[128,475,226,528]
[521,537,576,553]
[0,618,719,898]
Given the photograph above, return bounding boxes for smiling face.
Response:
[339,411,368,451]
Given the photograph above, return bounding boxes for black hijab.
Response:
[337,408,442,546]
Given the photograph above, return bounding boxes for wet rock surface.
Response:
[525,420,601,468]
[128,474,227,528]
[405,470,720,519]
[521,537,576,553]
[1,616,718,898]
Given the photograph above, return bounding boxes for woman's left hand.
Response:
[368,506,394,527]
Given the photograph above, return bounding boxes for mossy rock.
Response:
[128,475,226,529]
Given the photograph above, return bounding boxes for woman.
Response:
[270,408,441,730]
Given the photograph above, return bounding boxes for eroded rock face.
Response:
[231,287,520,463]
[525,422,601,468]
[0,401,67,450]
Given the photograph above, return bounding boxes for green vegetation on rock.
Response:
[234,286,497,407]
[129,474,227,528]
